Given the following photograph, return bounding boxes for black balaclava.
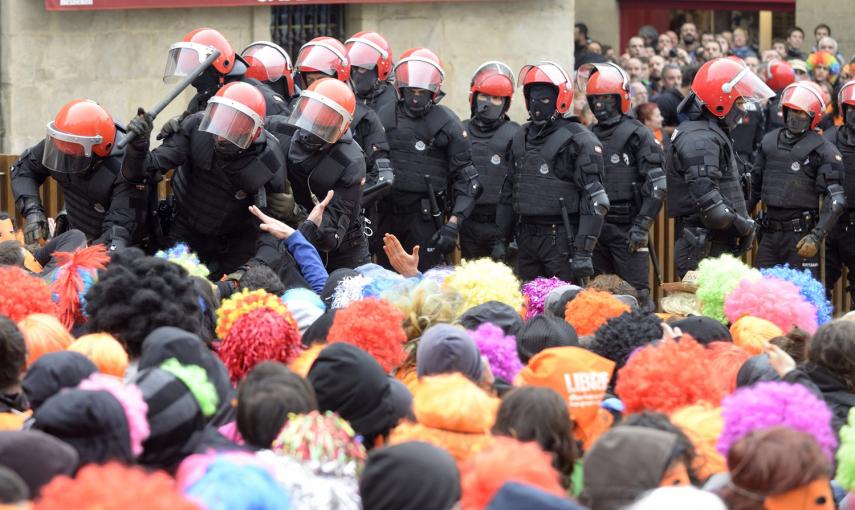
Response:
[721,102,745,131]
[192,67,222,99]
[846,104,855,127]
[784,107,812,136]
[352,67,379,97]
[471,93,508,131]
[588,94,621,123]
[401,88,433,116]
[289,129,326,163]
[526,84,559,125]
[214,138,243,158]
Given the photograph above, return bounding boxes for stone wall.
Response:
[796,1,854,62]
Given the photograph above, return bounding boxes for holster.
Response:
[683,226,712,261]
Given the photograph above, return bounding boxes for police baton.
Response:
[117,49,222,150]
[424,174,449,265]
[647,232,663,287]
[560,197,586,286]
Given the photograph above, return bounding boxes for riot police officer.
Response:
[460,61,521,260]
[730,57,767,202]
[241,40,298,107]
[376,48,481,271]
[496,61,607,283]
[345,32,398,114]
[581,62,666,311]
[267,78,370,270]
[143,82,287,277]
[12,99,150,251]
[825,79,855,304]
[667,58,775,278]
[751,81,845,278]
[762,59,796,132]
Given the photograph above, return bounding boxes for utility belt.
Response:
[675,216,739,246]
[469,211,497,223]
[378,192,446,217]
[605,201,636,225]
[759,211,816,233]
[517,215,576,235]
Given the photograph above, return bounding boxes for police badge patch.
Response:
[539,163,549,174]
[610,154,620,164]
[415,140,426,151]
[491,154,501,165]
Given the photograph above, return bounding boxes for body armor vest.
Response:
[597,118,643,204]
[760,129,824,210]
[465,120,518,206]
[827,126,855,210]
[510,124,582,217]
[380,104,452,194]
[52,154,125,241]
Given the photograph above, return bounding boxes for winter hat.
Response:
[718,381,837,460]
[68,333,129,378]
[360,441,461,510]
[17,313,73,366]
[544,284,582,318]
[468,322,522,382]
[327,298,407,373]
[835,408,855,491]
[0,430,78,498]
[589,310,663,370]
[22,351,97,411]
[696,254,759,324]
[460,436,565,510]
[445,258,524,315]
[47,245,109,329]
[670,316,732,345]
[281,287,325,334]
[486,482,584,510]
[417,324,483,383]
[34,462,199,510]
[761,265,832,326]
[320,268,360,308]
[735,354,781,387]
[458,301,524,336]
[670,404,727,481]
[729,316,783,355]
[184,456,290,510]
[616,336,724,414]
[389,373,498,463]
[706,341,752,395]
[155,243,210,279]
[564,289,630,336]
[522,277,570,320]
[516,314,579,364]
[516,346,615,450]
[724,276,818,333]
[0,266,55,322]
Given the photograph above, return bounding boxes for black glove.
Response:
[796,228,824,258]
[571,251,594,279]
[490,241,508,262]
[429,221,459,255]
[24,211,48,245]
[734,221,757,256]
[156,116,182,141]
[627,216,653,253]
[127,108,154,150]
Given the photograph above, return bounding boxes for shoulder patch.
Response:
[836,154,843,161]
[593,145,602,153]
[670,129,679,142]
[462,130,468,138]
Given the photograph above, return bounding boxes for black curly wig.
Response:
[589,310,663,371]
[84,248,202,358]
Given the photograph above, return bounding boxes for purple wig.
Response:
[522,277,569,320]
[468,322,523,382]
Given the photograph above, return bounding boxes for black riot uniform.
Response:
[12,133,149,250]
[144,113,287,277]
[667,100,757,278]
[356,81,398,116]
[267,116,370,271]
[731,101,766,202]
[764,95,786,132]
[185,72,290,118]
[351,102,393,254]
[460,116,520,260]
[376,100,481,271]
[824,122,855,304]
[591,115,666,310]
[751,125,845,278]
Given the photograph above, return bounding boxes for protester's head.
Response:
[183,456,290,510]
[590,310,662,373]
[788,26,805,50]
[636,102,663,130]
[807,51,840,84]
[238,264,285,295]
[67,333,129,378]
[21,351,97,412]
[17,314,72,367]
[808,320,855,392]
[622,412,701,486]
[0,241,25,268]
[670,316,732,345]
[386,278,463,340]
[670,404,727,482]
[661,63,682,90]
[565,289,630,337]
[770,327,810,364]
[0,316,25,393]
[457,300,524,337]
[0,430,78,498]
[328,298,407,373]
[516,314,579,364]
[417,324,484,383]
[0,267,55,322]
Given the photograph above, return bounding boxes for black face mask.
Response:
[214,138,243,158]
[296,129,326,153]
[526,84,559,125]
[402,88,432,115]
[352,67,379,97]
[722,105,745,131]
[473,97,505,122]
[192,68,221,97]
[785,109,811,135]
[589,95,621,123]
[845,107,855,127]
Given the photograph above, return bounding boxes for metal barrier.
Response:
[1,153,850,312]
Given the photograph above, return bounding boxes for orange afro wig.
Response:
[18,313,73,366]
[706,341,752,395]
[389,373,498,463]
[729,316,783,355]
[34,462,199,510]
[616,335,724,414]
[68,333,129,378]
[460,436,565,510]
[564,289,630,337]
[0,266,55,322]
[327,298,406,373]
[670,404,726,482]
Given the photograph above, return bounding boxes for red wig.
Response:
[327,298,407,372]
[616,335,724,414]
[0,266,55,322]
[218,308,302,383]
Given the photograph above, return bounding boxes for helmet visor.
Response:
[576,63,628,95]
[345,38,386,70]
[296,42,345,76]
[286,91,351,144]
[781,83,825,115]
[199,97,263,150]
[241,43,290,82]
[723,66,775,104]
[839,81,855,106]
[42,121,101,174]
[472,61,515,89]
[164,42,212,83]
[395,58,444,93]
[518,61,571,89]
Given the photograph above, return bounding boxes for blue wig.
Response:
[186,457,290,510]
[760,265,832,325]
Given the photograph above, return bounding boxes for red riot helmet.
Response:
[763,59,796,93]
[295,37,351,83]
[691,57,774,119]
[838,79,855,109]
[345,32,394,81]
[469,61,515,108]
[518,61,574,114]
[164,27,237,82]
[199,82,266,149]
[780,81,826,130]
[241,41,295,97]
[286,78,356,145]
[42,99,116,174]
[576,62,631,114]
[393,48,446,100]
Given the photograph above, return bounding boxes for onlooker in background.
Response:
[720,29,734,45]
[731,27,757,59]
[817,36,845,69]
[813,23,831,48]
[772,38,788,59]
[639,25,659,48]
[744,55,760,76]
[716,35,730,57]
[657,33,674,57]
[649,55,666,94]
[807,50,840,87]
[626,57,644,83]
[666,30,679,48]
[631,81,649,110]
[790,59,809,81]
[786,26,806,60]
[816,80,838,131]
[679,22,700,54]
[700,32,716,46]
[762,49,782,63]
[575,22,590,58]
[703,40,723,61]
[655,63,685,132]
[635,102,668,149]
[587,41,603,55]
[627,37,645,59]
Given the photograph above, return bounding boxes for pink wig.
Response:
[468,322,522,382]
[78,373,150,457]
[724,276,818,333]
[521,277,569,320]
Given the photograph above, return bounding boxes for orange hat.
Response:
[564,289,630,336]
[516,346,615,450]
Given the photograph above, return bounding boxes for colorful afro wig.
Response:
[468,322,522,382]
[724,276,818,333]
[564,289,631,337]
[616,336,724,414]
[522,277,569,320]
[34,462,199,510]
[460,436,565,510]
[445,259,524,316]
[718,381,837,461]
[184,456,289,510]
[271,410,367,477]
[760,265,832,326]
[706,341,752,395]
[68,333,129,378]
[78,372,150,457]
[327,298,406,373]
[696,254,759,324]
[729,316,783,355]
[160,358,220,419]
[806,50,841,82]
[216,289,302,383]
[835,408,855,491]
[155,243,210,280]
[670,404,726,481]
[47,245,109,329]
[17,313,73,366]
[0,266,55,322]
[382,278,464,340]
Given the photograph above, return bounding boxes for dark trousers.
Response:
[377,209,445,272]
[755,229,820,279]
[673,218,740,279]
[35,229,88,275]
[459,208,500,260]
[515,222,576,283]
[826,219,855,307]
[592,222,650,292]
